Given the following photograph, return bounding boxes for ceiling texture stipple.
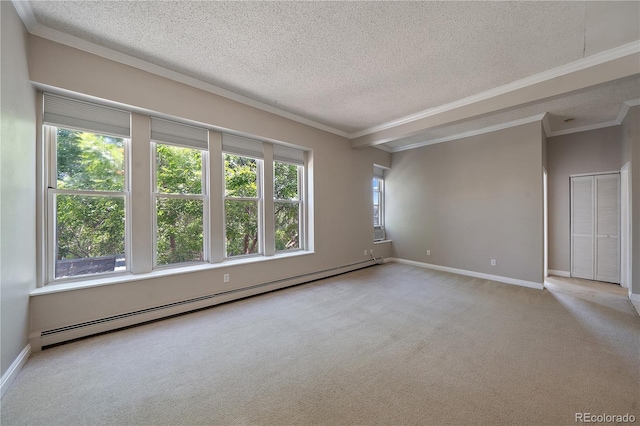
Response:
[21,1,640,151]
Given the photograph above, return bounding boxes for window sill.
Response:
[31,250,314,296]
[374,239,392,244]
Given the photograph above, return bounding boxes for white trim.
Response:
[541,113,551,137]
[392,114,546,152]
[548,269,571,278]
[547,98,640,138]
[350,41,640,139]
[630,293,640,303]
[11,1,38,30]
[547,120,620,138]
[16,9,350,139]
[373,239,392,245]
[386,258,544,290]
[618,99,640,124]
[569,171,620,178]
[374,144,393,153]
[31,250,314,296]
[0,345,31,399]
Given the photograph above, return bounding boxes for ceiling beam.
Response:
[350,42,640,149]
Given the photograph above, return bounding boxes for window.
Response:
[44,94,131,280]
[373,166,385,241]
[274,161,302,251]
[41,93,309,285]
[224,154,262,257]
[154,144,206,265]
[151,118,208,267]
[47,127,129,279]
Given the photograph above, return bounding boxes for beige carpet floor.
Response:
[2,263,639,425]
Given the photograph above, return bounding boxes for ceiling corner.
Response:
[12,0,38,32]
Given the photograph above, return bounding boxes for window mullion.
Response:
[263,145,275,256]
[130,113,153,274]
[208,131,225,263]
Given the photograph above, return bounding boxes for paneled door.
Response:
[570,173,620,284]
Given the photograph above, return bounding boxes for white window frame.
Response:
[274,161,304,252]
[373,176,385,241]
[44,125,132,282]
[151,142,209,269]
[223,153,264,258]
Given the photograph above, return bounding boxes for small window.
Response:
[224,154,262,257]
[154,143,206,266]
[373,176,385,241]
[274,161,302,251]
[48,127,128,279]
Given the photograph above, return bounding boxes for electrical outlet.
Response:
[427,250,431,256]
[369,249,373,255]
[490,259,496,266]
[364,249,368,256]
[224,273,230,283]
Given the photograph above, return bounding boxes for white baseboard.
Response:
[629,293,640,317]
[548,269,571,278]
[0,344,31,398]
[386,258,544,290]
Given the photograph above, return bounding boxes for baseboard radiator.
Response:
[34,259,378,350]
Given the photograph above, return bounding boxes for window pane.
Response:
[374,205,380,227]
[225,199,259,256]
[56,128,125,191]
[274,162,299,200]
[275,202,300,251]
[55,194,125,278]
[373,192,379,205]
[156,198,204,265]
[373,178,379,191]
[225,154,257,197]
[156,144,202,194]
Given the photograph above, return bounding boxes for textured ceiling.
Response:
[24,1,640,144]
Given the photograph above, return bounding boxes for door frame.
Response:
[620,163,631,290]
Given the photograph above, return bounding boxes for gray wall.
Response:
[621,106,640,295]
[27,35,392,338]
[1,2,37,376]
[547,126,623,273]
[386,121,544,284]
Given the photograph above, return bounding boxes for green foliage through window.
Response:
[156,198,204,265]
[54,128,126,278]
[156,144,202,194]
[274,162,300,251]
[57,128,124,191]
[225,154,260,256]
[155,143,205,265]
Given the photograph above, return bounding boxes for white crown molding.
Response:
[373,144,393,153]
[386,258,544,290]
[11,1,38,30]
[14,2,350,139]
[620,98,640,123]
[392,113,546,153]
[547,120,621,138]
[545,98,640,138]
[349,41,640,139]
[541,113,551,138]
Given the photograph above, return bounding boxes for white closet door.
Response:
[595,174,620,283]
[571,176,595,280]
